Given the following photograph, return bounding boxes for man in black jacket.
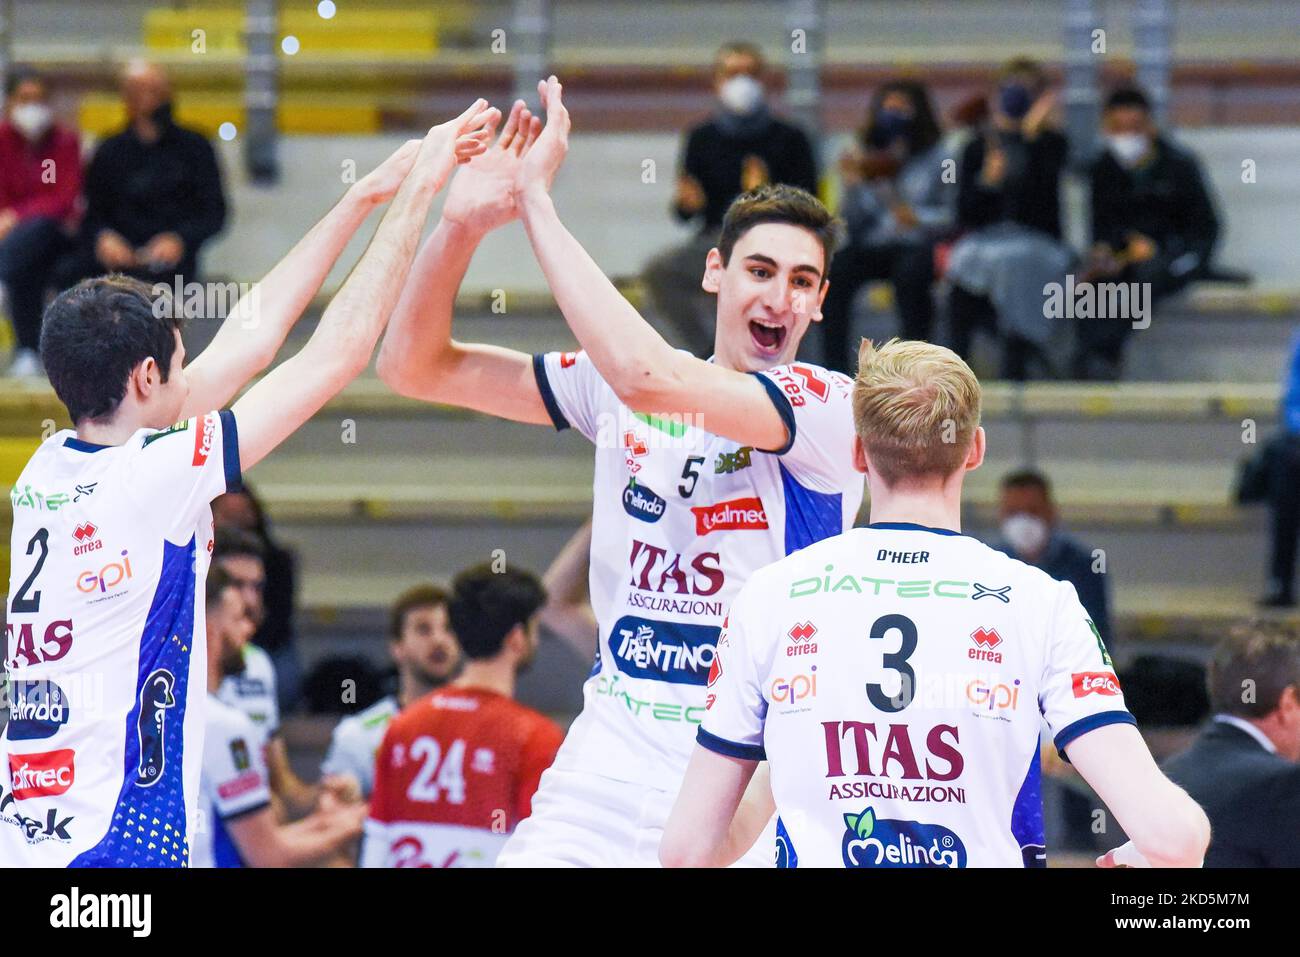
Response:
[643,42,818,356]
[56,59,226,290]
[1163,620,1300,867]
[1074,86,1220,379]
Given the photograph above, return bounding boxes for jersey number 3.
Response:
[865,614,917,713]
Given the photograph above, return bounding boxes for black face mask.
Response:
[149,101,173,127]
[867,109,913,149]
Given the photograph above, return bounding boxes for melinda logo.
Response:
[1072,672,1122,698]
[841,806,967,869]
[9,749,75,800]
[622,480,665,523]
[691,497,768,536]
[6,679,71,739]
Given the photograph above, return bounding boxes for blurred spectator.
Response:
[212,484,301,711]
[362,565,563,867]
[0,67,81,378]
[1261,332,1300,608]
[821,80,954,374]
[321,585,462,799]
[643,42,818,356]
[947,57,1071,380]
[54,59,225,290]
[991,469,1112,650]
[1163,620,1300,866]
[1073,86,1221,379]
[195,567,364,868]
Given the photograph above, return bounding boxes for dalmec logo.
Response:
[1072,672,1122,698]
[8,749,75,800]
[691,497,768,536]
[192,413,217,466]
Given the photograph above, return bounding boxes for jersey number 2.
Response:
[406,736,467,804]
[865,614,917,713]
[10,528,49,614]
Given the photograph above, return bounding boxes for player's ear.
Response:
[701,247,724,294]
[851,433,869,474]
[812,278,829,322]
[964,426,986,472]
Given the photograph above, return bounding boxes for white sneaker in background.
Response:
[7,348,44,379]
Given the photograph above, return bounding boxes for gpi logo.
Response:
[965,678,1021,711]
[76,550,133,594]
[771,666,817,703]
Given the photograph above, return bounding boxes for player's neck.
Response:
[452,659,516,699]
[76,409,151,448]
[867,477,964,533]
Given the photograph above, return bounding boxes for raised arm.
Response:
[182,139,424,420]
[1067,723,1211,868]
[376,100,553,425]
[232,100,499,470]
[538,520,597,658]
[514,77,788,452]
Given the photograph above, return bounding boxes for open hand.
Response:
[513,75,570,202]
[442,99,544,235]
[414,98,501,196]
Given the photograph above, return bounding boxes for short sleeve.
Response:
[1039,580,1137,759]
[129,410,241,541]
[697,580,770,761]
[366,722,400,825]
[532,350,617,443]
[752,364,861,494]
[203,707,270,820]
[513,717,565,823]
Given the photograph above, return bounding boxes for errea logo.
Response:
[968,627,1003,663]
[786,621,818,657]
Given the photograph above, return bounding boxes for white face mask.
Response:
[1001,513,1050,558]
[9,102,53,142]
[1106,132,1150,168]
[718,74,764,116]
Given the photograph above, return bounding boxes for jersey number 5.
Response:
[865,614,917,713]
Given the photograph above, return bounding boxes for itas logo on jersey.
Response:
[4,620,74,669]
[1072,672,1122,698]
[786,621,818,657]
[841,806,967,869]
[193,413,218,466]
[8,749,75,800]
[627,539,725,601]
[71,522,102,557]
[691,497,768,536]
[6,679,70,740]
[136,669,176,788]
[622,480,666,523]
[823,721,964,784]
[609,616,718,685]
[969,627,1003,663]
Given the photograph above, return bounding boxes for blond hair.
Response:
[852,338,982,486]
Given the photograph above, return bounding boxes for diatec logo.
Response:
[193,413,217,466]
[8,749,75,800]
[690,497,768,536]
[1072,672,1122,698]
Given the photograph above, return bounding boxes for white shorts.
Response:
[497,766,776,868]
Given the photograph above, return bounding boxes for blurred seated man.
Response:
[1073,86,1221,380]
[1163,620,1300,867]
[321,584,462,799]
[643,42,818,356]
[946,57,1071,380]
[194,567,365,867]
[1261,332,1300,608]
[55,59,225,291]
[821,79,954,374]
[363,565,564,867]
[991,469,1112,652]
[0,67,82,377]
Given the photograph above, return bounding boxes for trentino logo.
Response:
[609,616,718,685]
[841,806,967,869]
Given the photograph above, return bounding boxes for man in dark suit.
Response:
[1163,620,1300,867]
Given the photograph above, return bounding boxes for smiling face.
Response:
[704,221,829,371]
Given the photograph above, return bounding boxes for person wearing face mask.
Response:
[643,42,818,356]
[1073,86,1221,380]
[992,469,1112,651]
[53,59,226,292]
[821,80,954,375]
[0,67,83,378]
[945,58,1072,380]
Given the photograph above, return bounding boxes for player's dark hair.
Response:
[40,275,183,425]
[388,584,450,641]
[1208,620,1300,718]
[717,184,842,281]
[205,564,237,608]
[1001,468,1052,499]
[1104,85,1151,114]
[447,564,547,661]
[714,41,765,74]
[6,66,46,98]
[213,526,266,565]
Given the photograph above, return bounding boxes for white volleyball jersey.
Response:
[191,694,271,868]
[2,411,241,867]
[320,694,400,798]
[700,523,1134,868]
[217,642,280,737]
[533,350,864,788]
